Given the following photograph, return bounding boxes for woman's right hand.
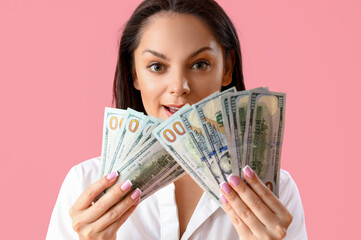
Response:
[69,172,141,240]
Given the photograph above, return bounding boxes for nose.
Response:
[168,70,190,96]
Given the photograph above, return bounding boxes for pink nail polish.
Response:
[121,180,132,191]
[220,194,228,204]
[106,171,118,181]
[227,174,240,186]
[131,188,141,200]
[243,165,255,178]
[220,182,232,194]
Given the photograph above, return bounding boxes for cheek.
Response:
[191,67,224,96]
[140,81,159,95]
[139,87,160,116]
[136,72,166,116]
[197,82,222,98]
[137,71,164,96]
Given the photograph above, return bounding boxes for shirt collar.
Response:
[155,183,221,240]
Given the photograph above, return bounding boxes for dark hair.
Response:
[113,0,245,112]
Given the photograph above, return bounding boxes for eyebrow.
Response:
[142,46,214,60]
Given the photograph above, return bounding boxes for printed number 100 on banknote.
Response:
[100,108,127,178]
[153,108,221,202]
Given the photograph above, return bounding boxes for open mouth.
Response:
[163,105,184,116]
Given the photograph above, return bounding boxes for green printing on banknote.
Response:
[179,107,224,185]
[154,108,221,202]
[243,92,285,197]
[221,94,239,176]
[141,165,185,201]
[111,137,179,198]
[100,87,285,203]
[233,93,249,173]
[193,87,236,181]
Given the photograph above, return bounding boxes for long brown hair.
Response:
[113,0,245,112]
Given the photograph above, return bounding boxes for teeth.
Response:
[168,107,180,113]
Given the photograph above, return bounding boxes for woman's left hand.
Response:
[220,165,293,240]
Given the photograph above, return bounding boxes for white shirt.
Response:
[46,157,308,240]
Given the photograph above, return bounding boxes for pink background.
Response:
[0,0,360,239]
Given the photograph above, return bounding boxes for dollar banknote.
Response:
[193,87,236,181]
[242,91,286,197]
[99,108,127,178]
[154,105,221,202]
[229,91,250,175]
[110,135,180,198]
[223,88,269,175]
[178,106,224,185]
[138,118,162,146]
[108,108,146,174]
[220,94,239,176]
[121,115,158,159]
[99,86,286,202]
[140,165,185,202]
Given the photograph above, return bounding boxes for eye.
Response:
[147,63,166,73]
[191,61,210,70]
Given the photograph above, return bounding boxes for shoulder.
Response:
[279,169,308,239]
[61,157,101,195]
[68,157,101,179]
[279,169,302,206]
[280,168,294,187]
[46,157,101,240]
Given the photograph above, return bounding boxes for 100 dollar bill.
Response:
[179,106,224,185]
[154,105,221,202]
[193,87,236,181]
[121,115,158,160]
[109,109,146,173]
[243,91,286,197]
[100,108,127,178]
[110,136,180,197]
[140,165,185,202]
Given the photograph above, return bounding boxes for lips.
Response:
[163,104,185,116]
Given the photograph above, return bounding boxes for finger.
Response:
[72,171,119,212]
[93,188,142,232]
[227,174,277,228]
[82,179,133,223]
[102,201,139,235]
[220,182,266,237]
[220,194,254,239]
[242,165,290,218]
[78,203,139,240]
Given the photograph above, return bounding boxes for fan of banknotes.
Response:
[98,87,286,203]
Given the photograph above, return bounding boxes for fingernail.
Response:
[220,194,228,204]
[227,174,241,186]
[243,165,255,178]
[131,188,142,200]
[106,171,118,181]
[121,180,132,191]
[220,182,232,195]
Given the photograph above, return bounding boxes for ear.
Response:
[132,64,140,90]
[222,50,235,87]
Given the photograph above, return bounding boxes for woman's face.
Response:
[133,12,234,119]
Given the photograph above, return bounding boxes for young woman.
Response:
[47,0,307,239]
